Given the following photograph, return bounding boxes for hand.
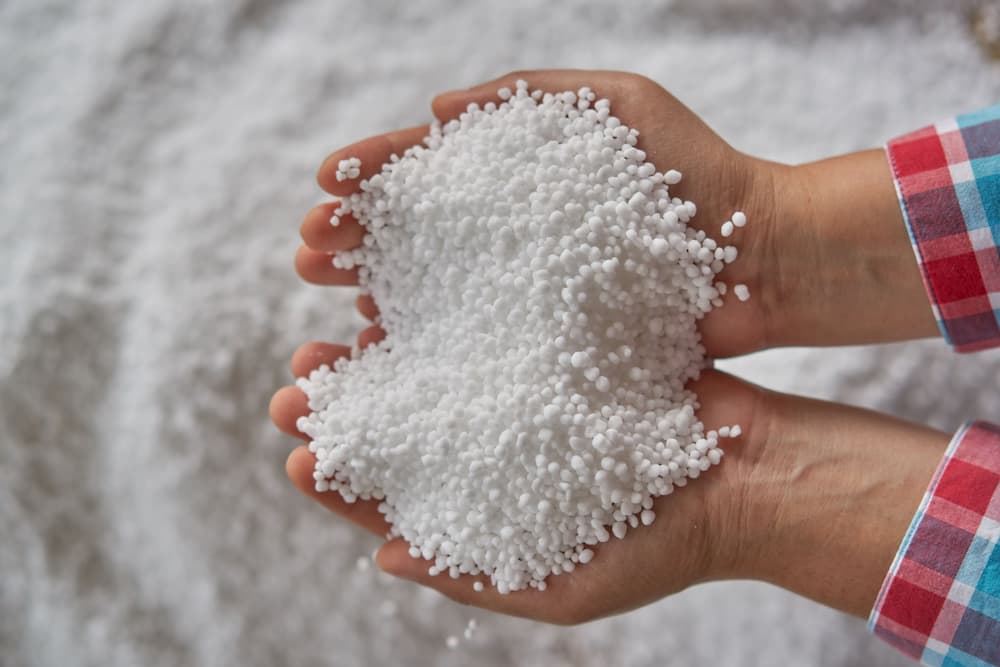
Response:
[276,360,763,624]
[292,70,780,359]
[380,376,950,622]
[420,71,940,354]
[288,69,939,357]
[270,70,950,624]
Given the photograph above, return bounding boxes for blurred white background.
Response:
[2,1,999,665]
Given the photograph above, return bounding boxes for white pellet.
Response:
[734,284,750,302]
[335,157,362,182]
[720,221,734,237]
[732,211,747,227]
[295,81,744,595]
[612,521,627,539]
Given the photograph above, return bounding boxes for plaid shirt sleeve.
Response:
[885,105,1000,352]
[869,421,1000,666]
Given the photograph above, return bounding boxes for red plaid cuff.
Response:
[869,421,1000,665]
[885,106,1000,352]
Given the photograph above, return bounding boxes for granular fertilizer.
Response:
[296,80,744,593]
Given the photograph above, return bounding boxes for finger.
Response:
[431,69,629,122]
[356,294,379,322]
[317,125,430,196]
[290,341,352,378]
[286,446,392,536]
[300,202,365,253]
[294,245,359,286]
[357,325,385,349]
[269,386,310,440]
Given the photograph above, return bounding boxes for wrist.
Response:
[762,150,938,347]
[725,390,947,617]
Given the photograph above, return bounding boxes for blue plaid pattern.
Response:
[870,422,1000,665]
[886,104,1000,352]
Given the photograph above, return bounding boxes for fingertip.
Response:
[430,93,447,118]
[299,202,337,249]
[285,445,315,482]
[290,341,351,378]
[431,91,464,122]
[356,294,379,322]
[268,389,285,426]
[375,539,414,577]
[317,126,429,196]
[300,204,365,253]
[358,325,386,349]
[294,244,360,286]
[431,86,500,123]
[317,135,393,196]
[270,386,310,440]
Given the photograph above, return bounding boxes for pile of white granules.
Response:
[296,80,745,594]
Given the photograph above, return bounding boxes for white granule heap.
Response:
[296,80,743,593]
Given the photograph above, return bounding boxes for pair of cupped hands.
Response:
[270,70,951,624]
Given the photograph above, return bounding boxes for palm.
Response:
[276,369,763,623]
[270,70,773,622]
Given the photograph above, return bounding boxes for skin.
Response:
[270,70,950,625]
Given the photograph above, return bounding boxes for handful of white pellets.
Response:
[297,81,746,593]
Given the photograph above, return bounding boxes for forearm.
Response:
[764,149,940,347]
